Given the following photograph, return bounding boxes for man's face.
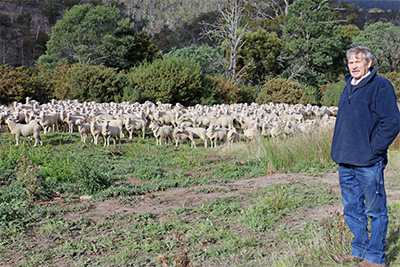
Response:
[347,53,372,81]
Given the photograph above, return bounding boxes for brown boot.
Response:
[332,253,362,263]
[354,259,386,267]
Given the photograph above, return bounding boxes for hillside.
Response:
[1,0,399,67]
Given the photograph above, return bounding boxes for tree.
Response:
[38,4,159,70]
[351,22,400,72]
[237,28,284,85]
[282,0,344,86]
[103,19,160,70]
[202,0,249,83]
[39,4,120,65]
[165,44,224,76]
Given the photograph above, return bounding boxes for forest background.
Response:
[1,0,400,107]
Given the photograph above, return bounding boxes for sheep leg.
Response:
[15,135,20,146]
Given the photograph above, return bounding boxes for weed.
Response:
[15,154,42,198]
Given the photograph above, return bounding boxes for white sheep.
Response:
[153,110,176,126]
[39,111,58,134]
[102,120,122,147]
[149,121,173,145]
[75,119,91,143]
[227,127,240,146]
[64,113,86,133]
[210,115,234,129]
[270,121,283,138]
[243,124,260,142]
[206,125,228,148]
[261,123,272,138]
[6,117,43,147]
[186,126,208,148]
[90,120,103,145]
[283,121,297,136]
[173,126,196,148]
[124,117,146,139]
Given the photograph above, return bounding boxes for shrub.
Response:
[300,84,320,105]
[382,72,400,100]
[256,77,303,104]
[165,44,224,76]
[0,65,51,105]
[238,83,258,104]
[127,57,204,106]
[51,63,125,103]
[203,75,242,104]
[320,80,345,107]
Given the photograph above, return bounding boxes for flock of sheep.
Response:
[0,97,338,148]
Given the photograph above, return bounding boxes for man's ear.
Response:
[367,59,372,69]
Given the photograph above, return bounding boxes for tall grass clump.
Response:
[254,129,335,172]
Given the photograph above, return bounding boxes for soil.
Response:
[62,169,400,224]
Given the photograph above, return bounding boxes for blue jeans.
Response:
[339,160,388,265]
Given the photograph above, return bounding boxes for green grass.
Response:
[0,130,399,266]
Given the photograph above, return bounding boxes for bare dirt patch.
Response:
[63,171,337,222]
[62,169,400,225]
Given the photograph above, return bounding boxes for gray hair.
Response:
[346,46,374,64]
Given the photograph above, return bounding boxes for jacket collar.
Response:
[345,67,377,89]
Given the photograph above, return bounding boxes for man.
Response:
[331,46,400,267]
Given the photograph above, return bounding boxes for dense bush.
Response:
[256,77,304,105]
[127,57,204,106]
[165,44,224,76]
[382,72,400,100]
[319,80,346,107]
[51,63,125,103]
[203,75,242,104]
[238,83,258,104]
[0,65,51,105]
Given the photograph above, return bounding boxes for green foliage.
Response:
[39,3,60,25]
[103,19,161,70]
[382,72,400,100]
[300,84,320,105]
[128,57,204,106]
[51,63,125,102]
[252,129,335,172]
[240,184,338,232]
[283,0,344,87]
[15,155,43,198]
[320,80,346,107]
[40,152,112,195]
[352,22,400,72]
[40,4,120,65]
[203,75,242,104]
[237,83,257,103]
[237,29,284,85]
[211,159,265,179]
[38,4,160,71]
[165,44,224,76]
[256,77,303,105]
[70,157,112,195]
[0,65,51,105]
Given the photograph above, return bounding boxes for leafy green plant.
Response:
[128,56,204,106]
[320,79,346,107]
[256,77,304,104]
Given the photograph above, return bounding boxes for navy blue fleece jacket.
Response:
[331,67,400,166]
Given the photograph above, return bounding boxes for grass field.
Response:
[1,128,400,266]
